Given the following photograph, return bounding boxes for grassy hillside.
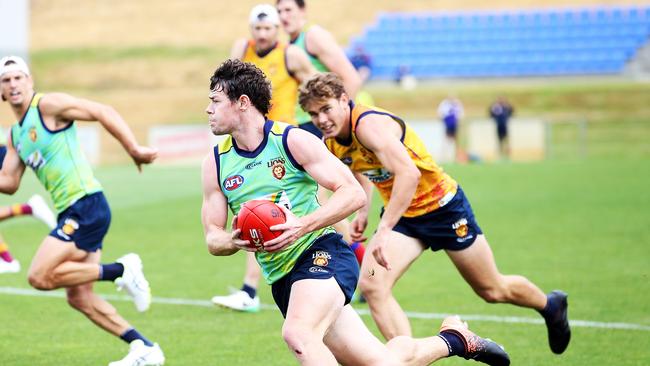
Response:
[1,1,648,162]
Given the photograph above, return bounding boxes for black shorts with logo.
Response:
[271,233,359,318]
[50,192,111,252]
[391,186,483,252]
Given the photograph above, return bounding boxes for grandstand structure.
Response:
[351,6,650,79]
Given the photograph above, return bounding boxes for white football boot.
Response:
[0,259,20,274]
[211,289,260,313]
[108,340,165,366]
[115,253,152,312]
[27,194,57,229]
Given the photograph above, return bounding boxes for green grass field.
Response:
[0,156,648,365]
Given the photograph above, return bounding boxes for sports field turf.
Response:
[1,156,648,365]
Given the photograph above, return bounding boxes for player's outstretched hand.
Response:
[350,212,369,243]
[264,205,304,253]
[370,228,392,271]
[130,145,158,172]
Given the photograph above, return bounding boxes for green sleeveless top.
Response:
[10,93,102,212]
[291,25,329,124]
[215,120,334,284]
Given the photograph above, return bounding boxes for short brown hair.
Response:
[210,59,272,116]
[298,73,346,110]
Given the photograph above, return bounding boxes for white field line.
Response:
[2,286,649,331]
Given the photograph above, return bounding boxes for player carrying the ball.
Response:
[201,59,511,366]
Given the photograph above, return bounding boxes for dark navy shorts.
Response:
[271,233,359,318]
[444,122,457,137]
[390,186,482,252]
[50,192,111,252]
[0,145,6,169]
[496,122,508,140]
[298,121,323,139]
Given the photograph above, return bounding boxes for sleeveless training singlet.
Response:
[243,41,298,125]
[215,120,334,284]
[325,102,458,217]
[11,93,102,212]
[291,26,328,124]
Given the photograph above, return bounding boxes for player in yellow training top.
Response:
[299,73,571,355]
[231,4,314,125]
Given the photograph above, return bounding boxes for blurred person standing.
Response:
[489,96,514,159]
[0,55,164,366]
[211,3,316,313]
[437,95,465,162]
[349,44,375,107]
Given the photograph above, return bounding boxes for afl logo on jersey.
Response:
[29,127,37,142]
[224,175,244,191]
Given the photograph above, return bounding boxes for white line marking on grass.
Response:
[2,286,649,331]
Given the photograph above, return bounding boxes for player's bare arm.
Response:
[285,44,316,83]
[350,171,373,242]
[0,134,26,194]
[39,93,157,171]
[201,153,252,256]
[263,128,365,252]
[230,38,249,60]
[306,26,361,98]
[356,114,421,269]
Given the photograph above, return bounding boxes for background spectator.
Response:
[438,95,465,162]
[348,44,375,106]
[490,96,514,159]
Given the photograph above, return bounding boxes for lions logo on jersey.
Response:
[453,218,469,238]
[29,127,37,142]
[312,251,331,266]
[57,218,79,240]
[271,161,285,180]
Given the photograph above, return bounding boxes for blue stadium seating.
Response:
[348,6,650,79]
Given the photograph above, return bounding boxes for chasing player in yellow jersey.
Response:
[299,73,571,356]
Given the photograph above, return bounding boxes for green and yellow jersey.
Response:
[215,120,334,284]
[10,93,102,212]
